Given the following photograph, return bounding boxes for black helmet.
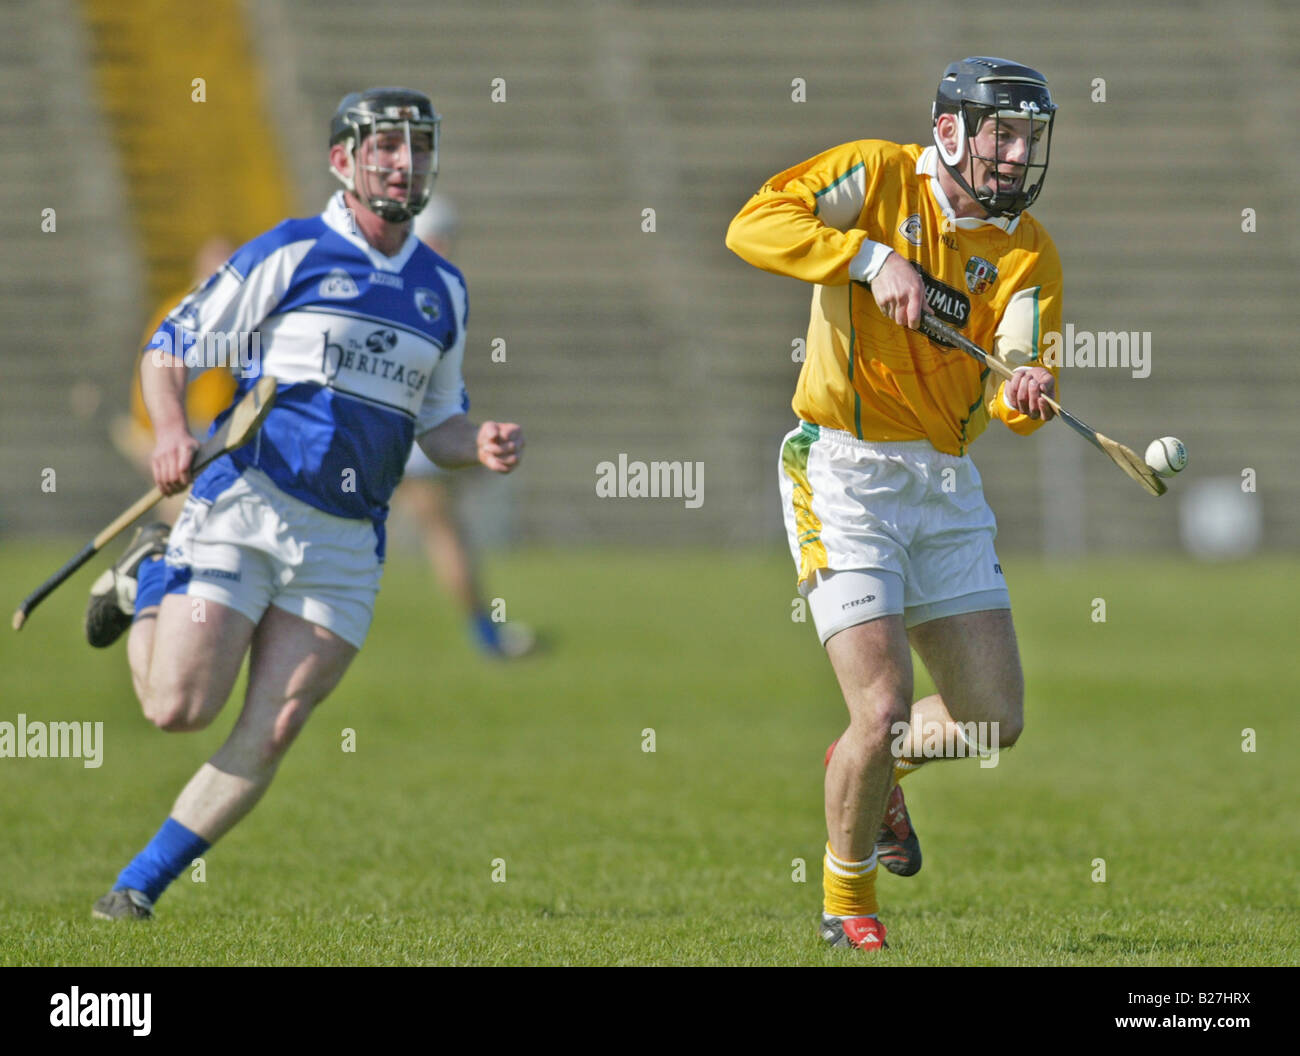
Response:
[329,87,441,222]
[931,57,1056,219]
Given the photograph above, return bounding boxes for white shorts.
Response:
[777,422,1010,644]
[164,467,383,649]
[403,440,449,480]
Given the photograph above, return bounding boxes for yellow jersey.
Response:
[726,140,1062,454]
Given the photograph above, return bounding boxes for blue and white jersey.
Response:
[146,192,470,553]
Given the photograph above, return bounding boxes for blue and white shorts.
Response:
[164,467,383,649]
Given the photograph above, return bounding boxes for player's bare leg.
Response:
[824,687,958,871]
[125,608,158,704]
[818,614,912,948]
[124,593,246,710]
[95,595,252,919]
[907,609,1025,753]
[137,593,256,731]
[826,610,1022,898]
[891,692,972,761]
[882,611,1024,774]
[824,615,913,858]
[172,606,357,842]
[95,605,355,920]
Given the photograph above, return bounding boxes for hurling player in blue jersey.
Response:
[86,88,523,920]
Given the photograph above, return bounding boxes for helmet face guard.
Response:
[932,58,1057,219]
[330,89,440,223]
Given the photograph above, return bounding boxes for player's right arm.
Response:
[726,143,877,284]
[725,140,926,324]
[138,222,318,494]
[139,349,195,496]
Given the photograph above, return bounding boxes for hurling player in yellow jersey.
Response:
[727,57,1062,951]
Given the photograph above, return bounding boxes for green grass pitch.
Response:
[0,543,1296,966]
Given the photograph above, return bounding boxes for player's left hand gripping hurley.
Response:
[12,376,279,631]
[918,315,1166,497]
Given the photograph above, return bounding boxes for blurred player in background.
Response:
[393,195,536,658]
[727,57,1062,950]
[86,87,523,920]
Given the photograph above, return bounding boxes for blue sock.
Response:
[471,611,501,652]
[114,817,211,902]
[134,555,166,616]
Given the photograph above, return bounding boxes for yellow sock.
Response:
[822,843,879,917]
[893,758,923,785]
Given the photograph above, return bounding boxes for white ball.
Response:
[1145,436,1187,477]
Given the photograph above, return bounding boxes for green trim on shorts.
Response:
[782,424,828,578]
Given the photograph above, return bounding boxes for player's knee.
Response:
[998,711,1024,748]
[142,685,221,732]
[999,675,1025,746]
[146,699,217,733]
[847,688,911,745]
[968,672,1024,748]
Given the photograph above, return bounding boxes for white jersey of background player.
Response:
[87,87,523,920]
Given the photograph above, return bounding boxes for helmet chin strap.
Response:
[933,116,989,217]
